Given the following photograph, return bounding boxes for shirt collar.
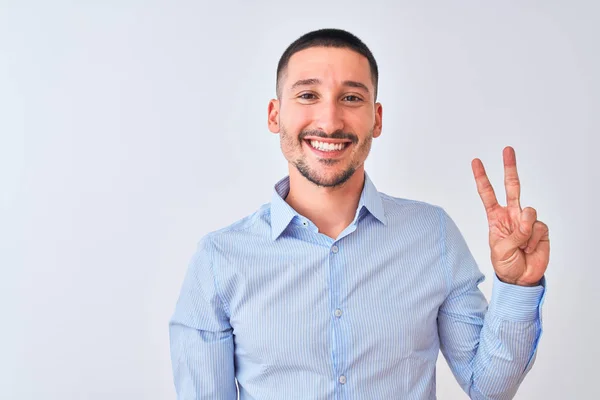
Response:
[270,171,387,241]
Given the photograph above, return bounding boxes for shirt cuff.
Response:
[488,274,547,322]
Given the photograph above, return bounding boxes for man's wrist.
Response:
[496,273,541,287]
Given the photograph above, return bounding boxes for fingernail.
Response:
[525,247,531,253]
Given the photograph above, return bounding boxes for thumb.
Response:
[513,207,537,244]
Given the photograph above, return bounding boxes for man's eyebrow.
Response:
[289,78,370,94]
[290,78,321,91]
[342,80,370,94]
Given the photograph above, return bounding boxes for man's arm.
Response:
[169,235,237,399]
[437,209,546,399]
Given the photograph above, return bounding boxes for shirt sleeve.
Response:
[437,209,546,400]
[169,235,237,399]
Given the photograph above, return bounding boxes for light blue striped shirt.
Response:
[169,172,546,399]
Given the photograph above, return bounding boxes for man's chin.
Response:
[297,165,357,188]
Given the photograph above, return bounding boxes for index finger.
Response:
[472,157,499,214]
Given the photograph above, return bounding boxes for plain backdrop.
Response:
[2,1,598,399]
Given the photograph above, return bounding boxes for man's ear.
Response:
[373,102,383,138]
[268,99,280,133]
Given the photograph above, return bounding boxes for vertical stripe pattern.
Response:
[169,172,546,399]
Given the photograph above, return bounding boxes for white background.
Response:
[2,1,598,399]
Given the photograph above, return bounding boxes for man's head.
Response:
[268,28,383,188]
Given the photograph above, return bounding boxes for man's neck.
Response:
[284,166,365,240]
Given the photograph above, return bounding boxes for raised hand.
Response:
[471,146,550,286]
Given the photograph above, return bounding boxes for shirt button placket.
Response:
[330,243,347,388]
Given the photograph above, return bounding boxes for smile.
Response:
[304,139,352,154]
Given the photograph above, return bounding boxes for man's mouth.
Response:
[304,138,352,154]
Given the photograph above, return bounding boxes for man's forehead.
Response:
[284,47,372,86]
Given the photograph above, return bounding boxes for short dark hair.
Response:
[276,28,379,100]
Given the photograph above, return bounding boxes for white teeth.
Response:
[309,140,347,152]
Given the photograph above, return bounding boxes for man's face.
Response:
[268,46,383,188]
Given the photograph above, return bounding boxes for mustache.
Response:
[299,129,359,144]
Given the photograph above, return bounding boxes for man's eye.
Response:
[344,95,362,102]
[299,93,316,100]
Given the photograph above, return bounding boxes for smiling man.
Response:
[169,29,549,399]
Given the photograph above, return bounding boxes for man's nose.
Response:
[315,99,344,135]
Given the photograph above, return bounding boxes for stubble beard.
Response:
[280,125,373,188]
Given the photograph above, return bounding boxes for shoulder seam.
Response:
[204,234,232,318]
[437,207,452,299]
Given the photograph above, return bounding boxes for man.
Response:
[169,28,549,399]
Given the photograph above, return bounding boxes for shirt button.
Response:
[334,308,343,317]
[302,221,308,226]
[339,375,347,384]
[331,245,339,253]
